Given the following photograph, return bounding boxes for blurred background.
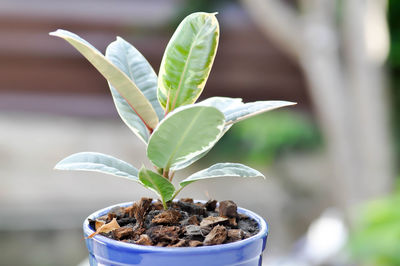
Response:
[0,0,398,265]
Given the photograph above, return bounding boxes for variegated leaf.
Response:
[180,163,265,188]
[106,37,164,120]
[54,152,139,181]
[138,167,176,205]
[158,12,219,112]
[224,101,296,125]
[49,30,159,132]
[147,105,225,170]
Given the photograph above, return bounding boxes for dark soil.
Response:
[88,198,260,247]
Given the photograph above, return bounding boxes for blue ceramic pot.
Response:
[83,201,268,266]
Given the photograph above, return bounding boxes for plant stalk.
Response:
[162,200,168,210]
[171,186,184,201]
[169,171,175,182]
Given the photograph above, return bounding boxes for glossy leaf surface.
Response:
[158,12,219,112]
[147,105,225,170]
[198,97,243,112]
[180,163,265,188]
[171,97,242,169]
[138,167,175,204]
[106,37,164,120]
[224,101,296,125]
[105,37,164,143]
[50,30,159,131]
[54,152,139,181]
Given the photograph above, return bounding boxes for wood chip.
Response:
[134,197,153,227]
[187,215,199,225]
[177,201,206,216]
[200,216,228,229]
[151,209,181,225]
[185,225,203,236]
[188,240,203,247]
[180,198,194,203]
[112,226,134,240]
[204,225,227,246]
[219,200,237,218]
[228,217,238,227]
[152,201,164,211]
[156,242,168,247]
[169,239,187,247]
[135,234,152,246]
[205,200,217,211]
[124,205,134,216]
[227,229,244,241]
[146,225,181,243]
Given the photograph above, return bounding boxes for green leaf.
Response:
[158,12,219,112]
[198,97,243,112]
[197,96,242,132]
[106,37,164,120]
[180,163,265,188]
[105,37,164,143]
[107,85,151,143]
[166,97,245,169]
[224,101,296,125]
[49,30,159,131]
[138,167,176,205]
[147,105,225,170]
[54,152,139,181]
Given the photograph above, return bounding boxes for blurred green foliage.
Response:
[388,0,400,167]
[349,181,400,266]
[207,111,321,166]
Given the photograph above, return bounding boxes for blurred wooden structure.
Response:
[0,0,308,115]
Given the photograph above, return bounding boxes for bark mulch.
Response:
[88,198,260,247]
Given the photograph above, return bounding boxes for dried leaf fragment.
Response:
[88,218,120,239]
[95,220,105,230]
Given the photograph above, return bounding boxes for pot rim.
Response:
[83,200,268,253]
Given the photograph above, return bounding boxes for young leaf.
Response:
[224,101,296,125]
[147,105,225,170]
[54,152,139,181]
[158,12,219,112]
[49,30,159,131]
[179,163,265,188]
[138,167,176,207]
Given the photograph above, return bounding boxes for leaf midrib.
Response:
[170,18,209,111]
[60,33,156,131]
[59,162,138,177]
[165,108,205,169]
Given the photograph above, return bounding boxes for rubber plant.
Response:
[52,12,295,210]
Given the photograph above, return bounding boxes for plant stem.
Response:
[156,167,163,175]
[169,171,175,182]
[162,168,169,179]
[171,186,184,201]
[162,200,168,210]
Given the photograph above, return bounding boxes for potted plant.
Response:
[51,12,295,266]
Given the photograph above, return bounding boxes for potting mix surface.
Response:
[88,198,260,247]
